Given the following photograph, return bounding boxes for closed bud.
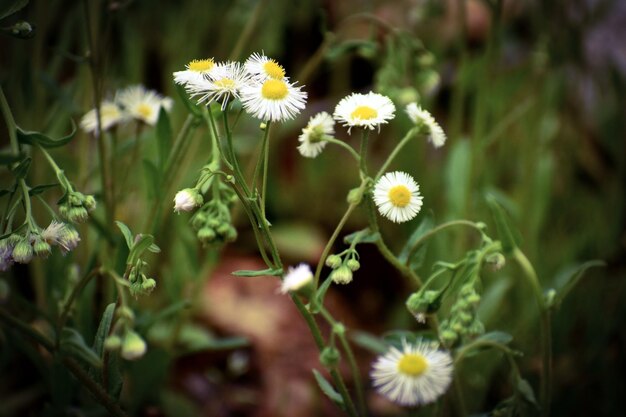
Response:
[69,192,84,207]
[141,278,156,292]
[12,239,33,264]
[319,346,341,368]
[224,227,238,242]
[441,330,458,346]
[117,306,135,321]
[121,330,147,360]
[486,252,506,271]
[325,254,342,269]
[84,195,97,211]
[57,225,80,253]
[346,259,360,271]
[216,223,230,236]
[197,227,216,242]
[104,335,122,350]
[68,206,89,223]
[468,320,485,336]
[346,187,363,205]
[191,212,207,229]
[173,188,203,213]
[458,312,473,325]
[207,218,221,228]
[33,238,52,258]
[330,266,353,285]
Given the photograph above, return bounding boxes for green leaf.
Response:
[147,243,161,253]
[312,369,344,406]
[445,140,471,218]
[128,234,155,265]
[143,159,160,199]
[175,84,202,117]
[231,268,283,277]
[0,150,25,164]
[398,212,434,269]
[476,331,513,345]
[551,260,605,309]
[60,327,102,369]
[115,221,134,249]
[0,0,29,20]
[11,157,30,179]
[16,120,77,148]
[309,276,333,314]
[156,107,172,170]
[516,378,538,406]
[486,194,521,255]
[92,303,116,358]
[29,183,57,195]
[350,331,388,354]
[343,228,380,245]
[89,303,122,397]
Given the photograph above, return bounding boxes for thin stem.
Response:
[222,110,251,197]
[358,130,370,175]
[374,128,418,180]
[325,137,361,162]
[0,85,19,155]
[405,220,484,264]
[19,180,36,231]
[260,122,272,219]
[206,106,233,170]
[228,0,269,61]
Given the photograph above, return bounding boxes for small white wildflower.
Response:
[371,339,453,406]
[297,112,335,158]
[373,171,423,223]
[173,58,216,86]
[80,101,126,134]
[185,61,250,110]
[333,92,396,133]
[240,78,307,122]
[405,103,446,148]
[244,52,287,80]
[173,188,203,213]
[116,85,173,126]
[280,263,314,294]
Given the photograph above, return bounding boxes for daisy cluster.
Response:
[174,53,307,122]
[80,85,173,134]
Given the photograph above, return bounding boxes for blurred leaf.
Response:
[115,221,134,250]
[138,300,191,332]
[0,150,25,164]
[149,322,248,354]
[92,303,115,358]
[326,39,377,62]
[160,390,201,417]
[16,120,76,148]
[516,378,538,406]
[461,331,516,359]
[343,228,380,245]
[175,84,202,117]
[398,212,434,270]
[486,194,521,255]
[312,369,344,406]
[60,328,102,369]
[0,0,28,20]
[147,243,161,253]
[350,331,388,354]
[272,222,325,261]
[309,276,332,314]
[29,183,57,195]
[231,267,283,277]
[156,107,172,170]
[90,303,122,397]
[446,140,471,218]
[11,156,30,178]
[476,331,513,345]
[551,260,605,309]
[143,159,160,199]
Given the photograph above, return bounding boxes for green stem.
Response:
[325,137,361,162]
[405,220,484,264]
[36,145,73,190]
[0,85,19,155]
[206,106,233,170]
[19,179,36,231]
[358,130,370,175]
[228,0,269,61]
[513,248,551,417]
[374,128,418,180]
[222,110,251,197]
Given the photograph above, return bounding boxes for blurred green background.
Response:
[1,0,625,416]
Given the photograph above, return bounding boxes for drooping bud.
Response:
[319,346,341,368]
[33,238,52,258]
[330,266,353,285]
[173,188,203,213]
[12,238,33,264]
[121,330,147,360]
[325,254,342,269]
[346,259,360,271]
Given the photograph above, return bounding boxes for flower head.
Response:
[80,101,126,134]
[42,222,81,254]
[371,339,453,406]
[297,112,335,158]
[185,61,250,110]
[0,238,15,271]
[116,85,173,126]
[173,188,203,213]
[280,263,314,294]
[373,171,423,223]
[244,52,287,80]
[240,78,307,122]
[333,92,396,133]
[173,58,216,86]
[405,103,446,148]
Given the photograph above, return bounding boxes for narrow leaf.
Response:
[551,260,605,308]
[29,183,57,195]
[516,378,538,406]
[231,268,283,277]
[309,276,333,314]
[486,194,521,255]
[60,327,102,369]
[128,234,155,265]
[115,221,134,249]
[11,157,30,179]
[398,212,434,269]
[343,228,380,245]
[16,120,77,148]
[142,159,160,199]
[0,0,29,20]
[312,369,344,405]
[350,331,388,354]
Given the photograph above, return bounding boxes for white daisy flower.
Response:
[185,61,250,110]
[244,52,287,80]
[240,78,307,122]
[80,101,125,134]
[297,111,335,158]
[116,85,173,126]
[405,103,447,148]
[280,263,314,294]
[333,92,396,133]
[371,339,453,406]
[373,171,423,223]
[173,58,216,86]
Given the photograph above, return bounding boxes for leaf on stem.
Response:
[398,211,434,270]
[60,327,102,369]
[550,260,606,309]
[343,228,379,245]
[486,194,521,255]
[231,268,283,277]
[11,156,31,179]
[349,331,388,354]
[16,120,77,148]
[312,369,344,406]
[309,276,333,314]
[115,221,134,249]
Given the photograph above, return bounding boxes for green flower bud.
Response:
[12,239,33,264]
[458,312,473,325]
[216,223,230,236]
[325,254,342,269]
[468,320,485,336]
[451,321,464,333]
[197,227,216,243]
[191,212,207,229]
[466,291,481,305]
[117,306,135,321]
[319,346,341,368]
[332,323,346,336]
[141,278,156,292]
[84,195,97,212]
[486,252,506,271]
[69,192,84,207]
[207,218,221,228]
[68,206,89,223]
[330,266,353,285]
[441,330,458,346]
[121,330,147,360]
[104,334,122,350]
[406,292,428,315]
[33,238,52,258]
[346,259,360,271]
[224,227,238,242]
[346,187,363,205]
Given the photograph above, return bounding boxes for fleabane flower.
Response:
[186,61,249,110]
[116,85,173,126]
[280,263,314,294]
[371,339,453,406]
[373,171,423,223]
[80,101,125,134]
[173,58,215,86]
[240,78,307,122]
[297,112,335,158]
[42,221,81,253]
[173,188,203,213]
[244,52,287,80]
[405,103,447,148]
[333,92,396,133]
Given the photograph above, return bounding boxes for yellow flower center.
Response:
[261,79,288,100]
[397,353,428,376]
[388,185,411,207]
[188,58,214,72]
[263,60,286,79]
[351,105,377,120]
[214,78,235,89]
[137,103,153,119]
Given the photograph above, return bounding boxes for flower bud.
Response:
[197,227,216,242]
[330,266,353,285]
[486,253,506,271]
[224,227,238,242]
[117,306,135,321]
[12,239,33,264]
[69,192,84,207]
[346,259,360,271]
[84,195,97,212]
[319,346,340,368]
[441,330,458,346]
[121,330,147,360]
[58,225,80,253]
[68,206,89,223]
[325,254,342,269]
[104,334,122,350]
[33,238,52,258]
[141,278,157,292]
[173,188,203,213]
[216,223,231,236]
